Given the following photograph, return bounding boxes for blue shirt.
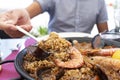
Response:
[37,0,108,33]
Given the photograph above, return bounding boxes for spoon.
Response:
[16,26,39,42]
[91,30,108,49]
[16,26,50,58]
[91,33,105,49]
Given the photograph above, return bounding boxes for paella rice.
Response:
[23,32,120,80]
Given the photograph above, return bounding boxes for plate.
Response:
[37,32,92,41]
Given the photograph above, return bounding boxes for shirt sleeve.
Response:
[37,0,55,12]
[97,0,108,23]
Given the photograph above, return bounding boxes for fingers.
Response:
[0,22,14,30]
[20,25,32,32]
[0,13,17,30]
[0,12,16,23]
[0,9,32,38]
[4,20,15,24]
[4,25,32,38]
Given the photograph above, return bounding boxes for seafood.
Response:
[91,56,120,70]
[73,39,120,56]
[54,47,84,68]
[23,32,120,79]
[76,47,120,56]
[96,48,120,56]
[81,48,120,56]
[91,56,120,80]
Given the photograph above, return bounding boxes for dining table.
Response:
[0,37,36,80]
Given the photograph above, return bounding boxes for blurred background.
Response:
[0,0,120,37]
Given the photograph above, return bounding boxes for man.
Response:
[0,0,108,38]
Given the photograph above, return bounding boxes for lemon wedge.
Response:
[112,50,120,60]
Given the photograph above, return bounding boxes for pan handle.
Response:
[0,60,14,65]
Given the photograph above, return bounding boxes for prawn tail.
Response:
[98,48,120,56]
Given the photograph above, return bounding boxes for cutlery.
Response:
[91,33,105,49]
[91,30,120,49]
[16,26,50,58]
[16,26,39,42]
[91,31,106,49]
[27,46,50,60]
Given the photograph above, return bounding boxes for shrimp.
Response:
[73,40,120,56]
[54,47,84,68]
[97,48,120,56]
[79,48,120,56]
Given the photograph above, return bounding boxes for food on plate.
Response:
[23,32,120,80]
[73,40,120,56]
[38,32,72,53]
[91,56,120,80]
[54,47,84,68]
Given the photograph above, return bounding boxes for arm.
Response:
[26,1,42,18]
[97,22,108,33]
[97,0,108,33]
[0,1,43,38]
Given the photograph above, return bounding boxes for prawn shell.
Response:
[54,47,84,68]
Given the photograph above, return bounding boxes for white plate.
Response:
[37,32,92,41]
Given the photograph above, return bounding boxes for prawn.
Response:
[54,47,84,68]
[91,56,120,70]
[80,48,120,56]
[73,40,120,56]
[97,48,120,56]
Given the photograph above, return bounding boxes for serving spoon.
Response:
[91,33,105,49]
[16,26,50,58]
[91,30,120,49]
[91,30,107,49]
[16,26,39,42]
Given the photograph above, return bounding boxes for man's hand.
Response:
[0,9,32,38]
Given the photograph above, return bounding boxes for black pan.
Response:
[14,37,120,79]
[15,46,35,80]
[1,37,120,79]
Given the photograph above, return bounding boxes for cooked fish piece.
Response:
[91,56,120,80]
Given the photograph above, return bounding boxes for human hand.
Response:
[0,9,32,38]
